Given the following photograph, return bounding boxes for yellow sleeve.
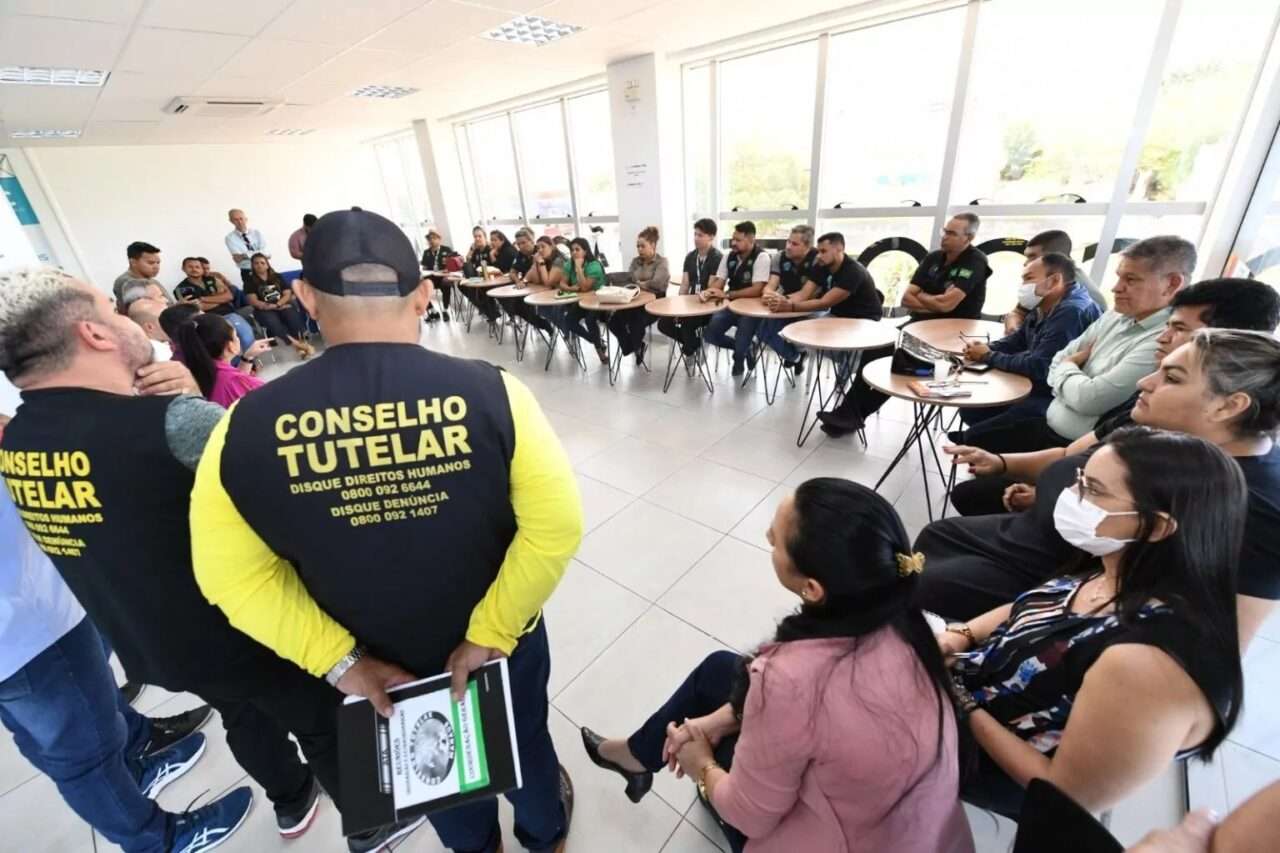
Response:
[190,406,356,677]
[466,372,583,653]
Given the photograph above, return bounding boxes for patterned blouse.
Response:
[954,575,1228,758]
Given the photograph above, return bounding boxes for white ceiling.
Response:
[0,0,876,147]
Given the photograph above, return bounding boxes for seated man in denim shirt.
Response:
[956,252,1102,432]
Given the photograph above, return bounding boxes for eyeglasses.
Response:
[1073,467,1135,508]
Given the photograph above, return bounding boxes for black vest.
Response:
[218,343,519,675]
[0,390,270,688]
[777,249,818,295]
[725,244,765,289]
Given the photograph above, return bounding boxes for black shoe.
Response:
[554,764,574,853]
[277,775,323,838]
[820,422,850,438]
[816,409,864,432]
[442,311,451,322]
[346,815,427,852]
[946,429,965,444]
[786,352,807,375]
[143,704,214,758]
[731,359,744,377]
[580,727,652,804]
[426,310,440,323]
[121,681,145,706]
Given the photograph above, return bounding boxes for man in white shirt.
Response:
[224,208,270,288]
[702,221,773,376]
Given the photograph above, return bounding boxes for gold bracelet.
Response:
[696,761,723,799]
[945,622,976,646]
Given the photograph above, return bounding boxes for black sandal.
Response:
[580,727,652,803]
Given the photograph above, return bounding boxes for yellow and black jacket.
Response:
[190,342,582,678]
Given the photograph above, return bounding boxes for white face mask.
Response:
[1017,282,1043,310]
[1052,488,1139,556]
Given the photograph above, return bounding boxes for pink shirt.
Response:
[710,631,974,853]
[208,360,263,408]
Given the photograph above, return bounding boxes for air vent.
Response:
[163,97,282,118]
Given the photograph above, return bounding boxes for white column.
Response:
[412,119,474,249]
[606,53,685,267]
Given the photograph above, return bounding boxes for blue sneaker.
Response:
[139,731,206,800]
[171,786,254,853]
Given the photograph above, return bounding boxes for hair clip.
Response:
[896,552,926,577]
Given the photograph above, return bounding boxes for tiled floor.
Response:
[4,317,1276,851]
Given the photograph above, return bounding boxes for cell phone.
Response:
[963,361,992,373]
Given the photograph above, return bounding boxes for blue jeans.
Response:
[427,619,565,853]
[756,318,801,362]
[704,312,759,364]
[0,618,168,853]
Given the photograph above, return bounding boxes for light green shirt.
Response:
[562,259,605,290]
[1045,307,1170,440]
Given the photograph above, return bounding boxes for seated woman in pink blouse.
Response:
[171,312,273,408]
[582,478,974,853]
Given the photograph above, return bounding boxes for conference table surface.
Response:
[902,317,1006,354]
[727,296,814,320]
[524,289,582,307]
[645,294,726,318]
[489,282,547,299]
[579,291,658,312]
[779,317,899,352]
[860,356,1032,409]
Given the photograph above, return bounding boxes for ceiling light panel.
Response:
[351,84,420,99]
[266,128,317,136]
[0,66,109,87]
[10,129,82,139]
[482,15,582,47]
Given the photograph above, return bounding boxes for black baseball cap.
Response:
[302,209,421,297]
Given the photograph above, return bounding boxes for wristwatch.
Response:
[324,644,366,687]
[696,761,723,800]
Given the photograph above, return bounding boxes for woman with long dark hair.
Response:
[559,237,608,363]
[582,479,971,852]
[243,253,313,358]
[606,225,669,365]
[946,427,1246,819]
[170,312,272,407]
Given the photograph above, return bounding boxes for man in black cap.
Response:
[190,209,582,853]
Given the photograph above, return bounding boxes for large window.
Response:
[720,41,817,212]
[373,133,433,255]
[454,88,619,263]
[683,0,1280,313]
[821,10,963,208]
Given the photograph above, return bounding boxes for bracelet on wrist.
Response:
[324,644,366,687]
[945,622,976,647]
[996,454,1008,475]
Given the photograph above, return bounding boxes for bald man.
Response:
[126,299,175,363]
[224,208,270,288]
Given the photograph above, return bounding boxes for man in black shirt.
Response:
[173,256,257,353]
[703,221,772,375]
[902,213,990,320]
[505,227,554,335]
[771,232,883,373]
[0,268,388,848]
[421,230,457,322]
[755,226,819,372]
[658,218,723,356]
[817,215,989,435]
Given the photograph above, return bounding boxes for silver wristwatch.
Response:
[324,645,366,687]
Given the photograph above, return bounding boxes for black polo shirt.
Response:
[815,255,881,321]
[682,248,723,293]
[909,245,990,320]
[512,251,535,279]
[772,248,818,295]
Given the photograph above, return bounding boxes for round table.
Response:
[524,290,584,371]
[579,291,658,385]
[861,357,1032,522]
[722,297,817,402]
[780,318,901,447]
[489,283,550,362]
[456,275,512,332]
[902,318,1005,354]
[645,296,727,394]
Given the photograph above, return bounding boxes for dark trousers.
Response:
[499,297,552,333]
[192,653,343,817]
[253,305,308,341]
[428,620,565,853]
[825,344,897,422]
[436,280,454,311]
[558,304,601,347]
[627,651,747,853]
[658,316,710,356]
[0,618,168,853]
[914,521,1053,621]
[954,413,1073,455]
[462,287,500,323]
[950,475,1017,517]
[607,311,654,356]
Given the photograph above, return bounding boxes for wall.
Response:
[21,141,386,293]
[606,54,686,267]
